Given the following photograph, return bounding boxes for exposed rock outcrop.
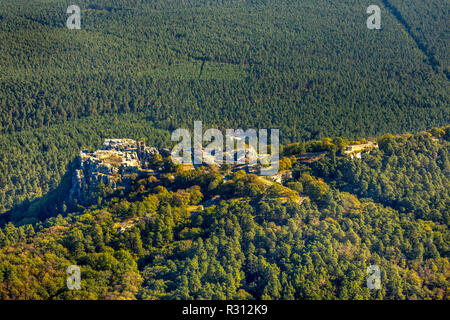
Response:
[70,139,160,202]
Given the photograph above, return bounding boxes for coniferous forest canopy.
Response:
[0,0,448,300]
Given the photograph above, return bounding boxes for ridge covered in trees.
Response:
[0,127,448,299]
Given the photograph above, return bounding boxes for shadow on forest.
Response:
[0,158,79,227]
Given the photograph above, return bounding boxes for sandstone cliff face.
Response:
[69,158,119,201]
[70,139,159,202]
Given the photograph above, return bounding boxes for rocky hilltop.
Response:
[70,137,380,203]
[70,139,161,201]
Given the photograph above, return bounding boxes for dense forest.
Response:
[386,0,449,78]
[0,0,448,136]
[0,127,448,299]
